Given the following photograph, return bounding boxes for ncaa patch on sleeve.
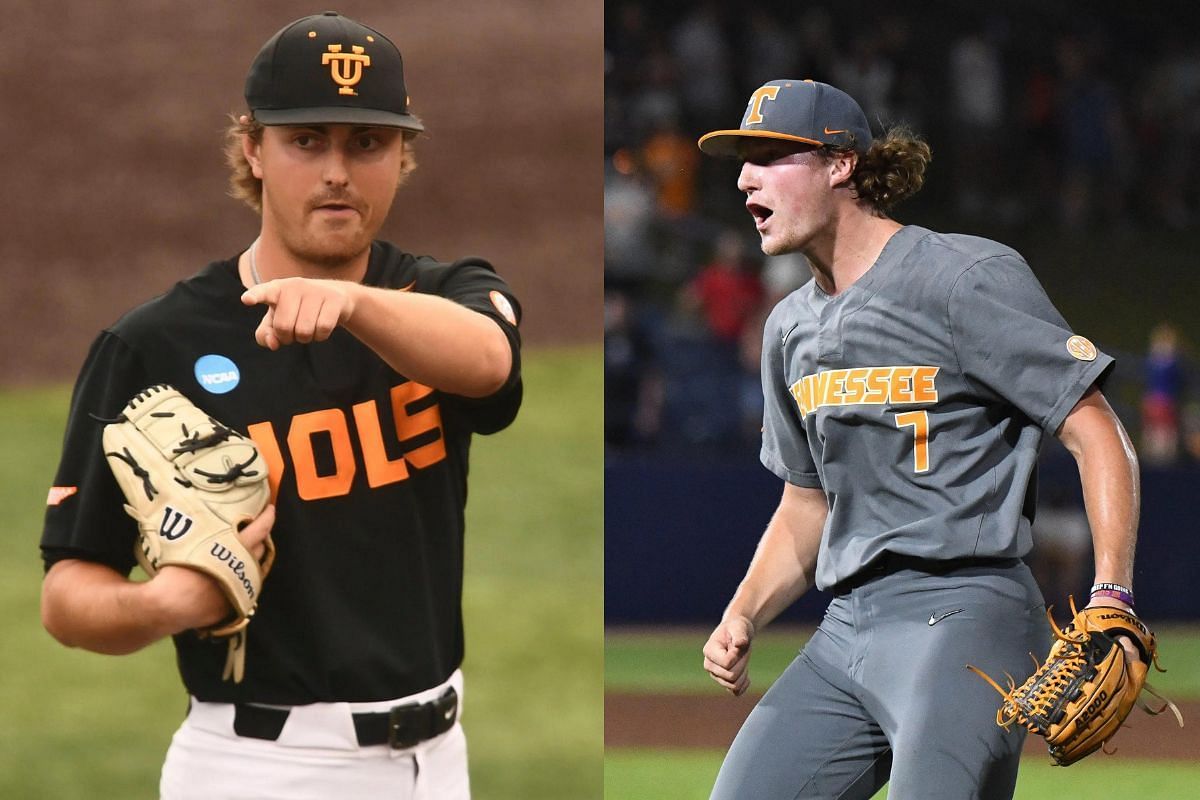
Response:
[1066,335,1098,362]
[194,354,241,394]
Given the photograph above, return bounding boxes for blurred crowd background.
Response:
[603,1,1200,620]
[605,0,1200,462]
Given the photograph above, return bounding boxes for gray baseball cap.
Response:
[698,79,871,158]
[245,11,424,131]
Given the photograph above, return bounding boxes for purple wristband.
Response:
[1090,583,1134,607]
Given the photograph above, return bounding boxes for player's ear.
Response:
[242,122,264,180]
[828,151,857,188]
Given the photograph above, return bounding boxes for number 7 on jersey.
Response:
[894,410,931,473]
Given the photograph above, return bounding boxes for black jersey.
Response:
[41,241,523,704]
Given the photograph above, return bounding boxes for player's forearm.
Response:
[41,559,174,654]
[725,554,812,634]
[1077,428,1139,589]
[343,285,512,397]
[1057,390,1139,589]
[724,483,826,631]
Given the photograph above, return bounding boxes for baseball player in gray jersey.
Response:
[698,80,1144,799]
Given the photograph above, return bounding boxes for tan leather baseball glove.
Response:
[968,598,1183,766]
[101,384,273,682]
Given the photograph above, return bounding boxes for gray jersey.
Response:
[760,226,1113,591]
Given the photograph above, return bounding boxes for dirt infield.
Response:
[606,692,1199,760]
[0,0,600,385]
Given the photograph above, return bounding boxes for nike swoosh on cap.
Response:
[824,127,847,135]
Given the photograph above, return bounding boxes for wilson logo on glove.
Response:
[159,506,195,540]
[211,543,257,601]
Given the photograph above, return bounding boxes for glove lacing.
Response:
[967,600,1095,733]
[194,453,261,485]
[105,447,158,501]
[166,417,261,485]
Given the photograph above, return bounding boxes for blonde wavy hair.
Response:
[223,114,420,213]
[821,125,931,214]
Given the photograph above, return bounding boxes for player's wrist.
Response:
[1089,581,1134,609]
[339,280,361,325]
[1085,594,1135,614]
[135,574,190,638]
[143,567,228,634]
[721,611,757,640]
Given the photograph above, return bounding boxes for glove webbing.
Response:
[967,598,1184,761]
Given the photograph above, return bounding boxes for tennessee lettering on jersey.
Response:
[247,380,446,502]
[790,366,940,418]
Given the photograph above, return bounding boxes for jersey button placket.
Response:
[815,302,843,371]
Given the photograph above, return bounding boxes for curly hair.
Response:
[820,125,931,214]
[223,114,420,213]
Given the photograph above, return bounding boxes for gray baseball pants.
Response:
[711,559,1051,800]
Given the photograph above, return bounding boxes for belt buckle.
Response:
[386,687,458,750]
[387,700,424,750]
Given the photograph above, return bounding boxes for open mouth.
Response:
[747,202,773,229]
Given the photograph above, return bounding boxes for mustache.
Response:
[307,191,363,212]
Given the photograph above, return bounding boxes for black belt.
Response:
[832,555,1022,595]
[231,686,458,749]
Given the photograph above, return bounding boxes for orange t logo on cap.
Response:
[745,85,781,125]
[322,44,371,96]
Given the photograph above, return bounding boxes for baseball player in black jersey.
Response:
[697,80,1144,799]
[39,13,520,799]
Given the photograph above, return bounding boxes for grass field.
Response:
[606,626,1200,799]
[0,345,602,799]
[605,749,1200,799]
[605,627,1200,696]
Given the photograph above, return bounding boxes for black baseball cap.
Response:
[698,79,871,158]
[245,11,424,131]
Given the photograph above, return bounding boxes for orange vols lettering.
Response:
[391,382,446,468]
[287,408,357,500]
[353,398,411,488]
[248,382,447,501]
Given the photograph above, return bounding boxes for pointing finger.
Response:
[241,280,280,307]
